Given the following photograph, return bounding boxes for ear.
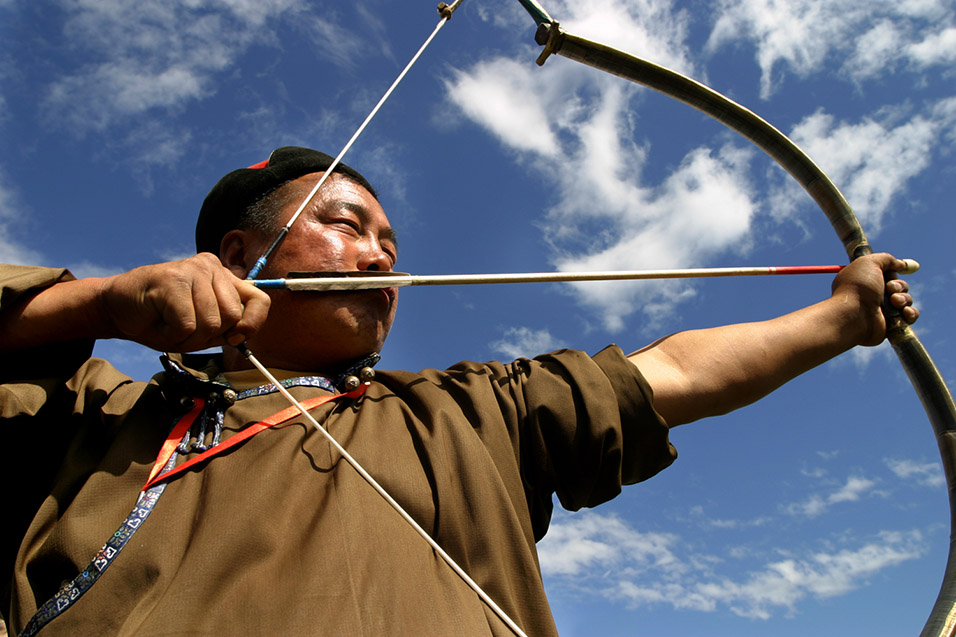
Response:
[220,229,258,278]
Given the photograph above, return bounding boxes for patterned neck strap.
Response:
[20,379,369,637]
[218,352,382,399]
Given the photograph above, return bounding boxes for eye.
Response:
[380,239,398,264]
[332,217,361,232]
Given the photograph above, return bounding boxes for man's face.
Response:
[239,171,399,371]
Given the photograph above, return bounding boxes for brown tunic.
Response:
[1,265,677,636]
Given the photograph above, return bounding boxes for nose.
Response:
[358,240,393,272]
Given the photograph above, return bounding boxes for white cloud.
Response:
[444,1,953,332]
[471,0,697,74]
[354,4,394,63]
[552,143,756,331]
[299,13,373,71]
[772,108,940,232]
[829,476,878,504]
[0,222,42,265]
[706,515,772,530]
[446,0,697,159]
[0,175,42,265]
[445,59,562,157]
[65,261,124,279]
[41,0,305,132]
[845,22,956,80]
[840,340,895,371]
[350,142,411,211]
[442,1,794,331]
[445,29,758,331]
[491,327,567,360]
[91,339,165,381]
[843,20,904,80]
[696,530,924,619]
[540,510,925,620]
[886,458,946,488]
[707,1,956,96]
[547,0,696,74]
[934,96,956,142]
[157,249,197,264]
[475,2,529,30]
[106,120,196,196]
[783,475,878,517]
[907,27,956,67]
[538,512,681,578]
[706,0,849,97]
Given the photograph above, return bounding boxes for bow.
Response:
[230,2,953,633]
[520,10,956,636]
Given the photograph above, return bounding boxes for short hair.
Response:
[196,146,377,256]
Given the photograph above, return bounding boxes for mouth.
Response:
[281,271,398,310]
[378,286,398,310]
[342,286,396,310]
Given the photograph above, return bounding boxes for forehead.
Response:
[281,171,384,215]
[277,171,397,249]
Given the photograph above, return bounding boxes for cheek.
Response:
[277,234,353,274]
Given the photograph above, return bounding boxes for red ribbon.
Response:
[143,384,367,491]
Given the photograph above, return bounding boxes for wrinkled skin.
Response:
[218,172,399,372]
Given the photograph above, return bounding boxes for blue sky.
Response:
[2,1,955,635]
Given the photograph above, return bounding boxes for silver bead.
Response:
[358,367,375,382]
[223,389,238,405]
[343,376,361,391]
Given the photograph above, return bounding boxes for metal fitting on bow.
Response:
[437,2,457,21]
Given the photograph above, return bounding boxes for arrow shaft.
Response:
[253,265,847,291]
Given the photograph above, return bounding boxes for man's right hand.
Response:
[97,253,271,352]
[0,254,271,354]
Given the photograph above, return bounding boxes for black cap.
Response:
[195,146,376,255]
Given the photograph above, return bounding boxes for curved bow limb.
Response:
[530,18,956,637]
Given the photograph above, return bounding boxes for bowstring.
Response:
[238,3,529,635]
[247,0,463,280]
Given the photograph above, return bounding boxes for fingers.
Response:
[829,253,921,347]
[112,254,272,352]
[882,256,919,325]
[228,280,271,345]
[177,255,271,351]
[885,278,919,325]
[857,253,920,327]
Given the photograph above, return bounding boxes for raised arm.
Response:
[629,253,918,427]
[0,253,271,354]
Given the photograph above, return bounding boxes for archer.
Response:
[0,147,917,635]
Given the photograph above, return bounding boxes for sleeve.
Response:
[0,265,136,620]
[0,264,94,379]
[513,346,677,534]
[413,345,677,541]
[0,264,75,306]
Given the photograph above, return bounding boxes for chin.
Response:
[316,322,390,366]
[256,294,393,369]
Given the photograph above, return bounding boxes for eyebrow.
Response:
[334,200,400,254]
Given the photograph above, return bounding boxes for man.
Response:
[0,147,917,635]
